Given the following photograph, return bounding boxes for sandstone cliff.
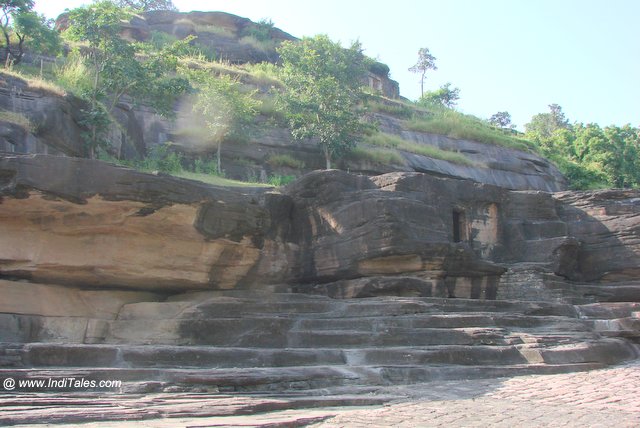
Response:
[0,154,636,297]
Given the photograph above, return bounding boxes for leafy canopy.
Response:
[64,0,189,155]
[525,104,640,189]
[114,0,177,12]
[418,82,460,109]
[277,34,367,169]
[188,69,259,173]
[488,111,515,129]
[1,0,60,63]
[408,47,437,97]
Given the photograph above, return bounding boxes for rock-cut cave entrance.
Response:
[452,209,468,243]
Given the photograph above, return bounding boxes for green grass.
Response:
[239,35,278,53]
[348,146,406,165]
[362,131,473,166]
[367,99,416,119]
[174,171,273,187]
[0,109,35,132]
[267,153,305,169]
[405,108,533,151]
[242,62,283,87]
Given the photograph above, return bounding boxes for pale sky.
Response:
[35,0,640,129]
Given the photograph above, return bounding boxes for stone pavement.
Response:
[311,360,640,428]
[2,360,640,427]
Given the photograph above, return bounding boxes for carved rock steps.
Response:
[1,292,638,393]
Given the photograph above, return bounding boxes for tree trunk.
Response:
[323,145,331,170]
[217,140,222,174]
[420,71,425,97]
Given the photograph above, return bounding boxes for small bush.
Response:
[54,51,92,96]
[267,174,296,186]
[193,157,221,175]
[267,153,305,169]
[149,30,178,50]
[242,18,275,42]
[137,143,184,173]
[243,62,283,87]
[367,60,390,77]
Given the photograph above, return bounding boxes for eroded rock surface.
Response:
[1,154,638,296]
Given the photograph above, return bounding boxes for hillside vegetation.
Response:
[0,1,637,190]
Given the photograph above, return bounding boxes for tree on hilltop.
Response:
[277,34,367,169]
[525,103,570,139]
[409,47,437,97]
[489,111,516,129]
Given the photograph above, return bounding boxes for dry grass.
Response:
[0,109,35,132]
[0,69,66,97]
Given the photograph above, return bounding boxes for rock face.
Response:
[0,154,294,290]
[0,74,87,157]
[1,154,639,414]
[1,154,637,296]
[4,11,564,192]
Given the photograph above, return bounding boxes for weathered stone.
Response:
[0,154,285,290]
[0,73,87,157]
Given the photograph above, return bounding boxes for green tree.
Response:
[0,0,31,64]
[277,34,367,169]
[488,111,515,129]
[65,1,189,157]
[525,103,570,139]
[418,82,460,109]
[408,47,437,97]
[13,11,61,57]
[189,71,259,173]
[115,0,177,11]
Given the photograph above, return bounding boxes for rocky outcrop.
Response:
[0,154,295,290]
[1,154,638,295]
[555,189,640,282]
[0,73,87,157]
[1,153,639,416]
[0,155,509,294]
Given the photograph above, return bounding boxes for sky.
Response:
[35,0,640,130]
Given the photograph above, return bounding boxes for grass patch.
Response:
[239,35,277,53]
[0,109,35,132]
[348,146,405,165]
[362,131,474,166]
[242,62,283,88]
[0,69,66,97]
[267,153,305,169]
[405,108,533,151]
[174,171,272,187]
[367,98,416,119]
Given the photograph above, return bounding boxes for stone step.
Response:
[294,313,591,331]
[0,359,624,394]
[576,302,640,319]
[104,316,598,347]
[0,392,397,426]
[5,337,626,370]
[127,294,580,319]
